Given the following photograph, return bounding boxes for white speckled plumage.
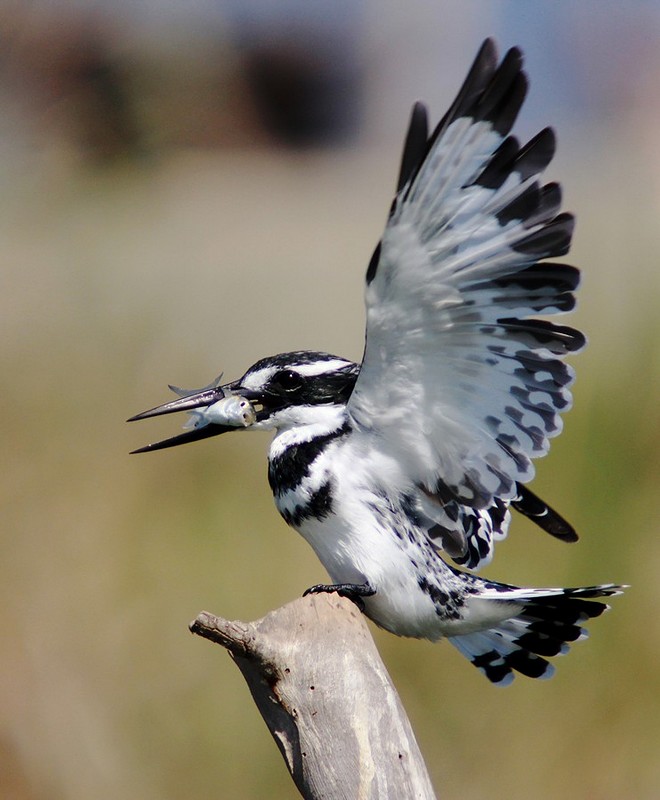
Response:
[131,40,623,685]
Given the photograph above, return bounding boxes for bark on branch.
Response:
[190,593,438,800]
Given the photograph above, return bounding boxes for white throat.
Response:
[267,403,347,458]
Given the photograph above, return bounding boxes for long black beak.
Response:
[128,385,234,454]
[128,387,227,421]
[129,423,236,454]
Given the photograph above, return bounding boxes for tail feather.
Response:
[449,584,624,685]
[451,629,553,685]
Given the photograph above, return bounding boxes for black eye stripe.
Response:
[239,355,360,406]
[272,369,304,393]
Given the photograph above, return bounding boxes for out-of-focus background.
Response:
[2,1,659,798]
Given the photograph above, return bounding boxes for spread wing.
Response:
[347,39,584,520]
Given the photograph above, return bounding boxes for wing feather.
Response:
[348,40,583,521]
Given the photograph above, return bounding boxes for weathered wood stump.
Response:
[190,593,438,800]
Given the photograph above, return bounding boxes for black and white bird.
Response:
[130,40,622,685]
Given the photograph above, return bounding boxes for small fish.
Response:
[184,394,256,430]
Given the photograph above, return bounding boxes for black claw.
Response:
[303,582,376,611]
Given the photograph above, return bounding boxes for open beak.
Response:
[128,382,256,454]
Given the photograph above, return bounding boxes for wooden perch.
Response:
[190,593,438,800]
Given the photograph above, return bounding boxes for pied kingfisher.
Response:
[130,40,622,685]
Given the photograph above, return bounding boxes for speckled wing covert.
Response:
[347,41,583,555]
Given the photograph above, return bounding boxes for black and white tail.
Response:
[449,584,624,685]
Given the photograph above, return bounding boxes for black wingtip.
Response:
[516,127,556,180]
[474,37,500,80]
[512,484,579,542]
[396,101,429,193]
[398,38,529,204]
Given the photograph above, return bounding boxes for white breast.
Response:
[290,437,448,639]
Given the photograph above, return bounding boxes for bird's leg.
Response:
[303,582,376,612]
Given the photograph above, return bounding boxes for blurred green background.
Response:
[2,2,659,798]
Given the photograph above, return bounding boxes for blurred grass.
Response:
[1,134,659,800]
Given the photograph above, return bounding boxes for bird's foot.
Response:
[303,582,376,612]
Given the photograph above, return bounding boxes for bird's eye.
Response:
[273,369,303,393]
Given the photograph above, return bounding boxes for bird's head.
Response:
[129,351,359,453]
